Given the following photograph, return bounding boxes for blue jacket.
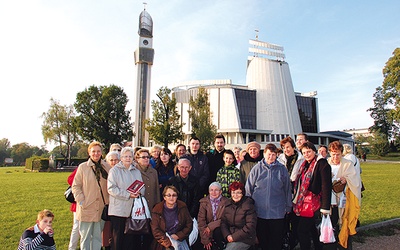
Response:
[245,159,292,219]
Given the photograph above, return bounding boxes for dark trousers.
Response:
[124,233,153,250]
[110,215,127,250]
[256,217,285,250]
[297,214,322,250]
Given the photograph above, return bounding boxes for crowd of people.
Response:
[18,133,363,250]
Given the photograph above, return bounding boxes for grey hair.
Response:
[121,147,134,157]
[178,157,191,166]
[342,144,353,155]
[209,181,222,190]
[106,151,120,160]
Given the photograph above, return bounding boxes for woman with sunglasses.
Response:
[151,185,193,250]
[134,148,161,249]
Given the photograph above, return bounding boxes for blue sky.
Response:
[0,0,399,149]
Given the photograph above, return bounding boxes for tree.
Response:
[0,138,11,166]
[74,85,133,149]
[368,48,400,151]
[10,142,35,165]
[145,87,184,148]
[368,132,390,157]
[188,87,217,151]
[41,98,80,165]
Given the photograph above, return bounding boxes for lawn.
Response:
[1,161,399,249]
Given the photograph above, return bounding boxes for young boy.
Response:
[18,209,56,250]
[216,149,240,197]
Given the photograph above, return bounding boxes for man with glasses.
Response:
[169,158,202,218]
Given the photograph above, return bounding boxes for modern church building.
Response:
[172,38,353,148]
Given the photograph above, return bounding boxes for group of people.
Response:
[18,133,362,250]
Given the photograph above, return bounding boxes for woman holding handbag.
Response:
[292,142,332,250]
[151,185,193,250]
[108,147,143,250]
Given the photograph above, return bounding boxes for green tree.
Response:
[188,87,217,151]
[367,86,395,138]
[10,142,35,165]
[74,85,133,149]
[145,87,184,148]
[368,48,400,152]
[368,132,390,157]
[41,98,79,165]
[0,138,11,166]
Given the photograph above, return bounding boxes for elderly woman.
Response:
[232,146,242,164]
[239,142,263,184]
[198,182,229,250]
[246,143,292,250]
[107,147,143,250]
[328,141,362,249]
[293,142,331,250]
[150,145,162,168]
[72,141,111,250]
[135,148,161,249]
[221,181,257,250]
[151,185,193,250]
[102,150,120,249]
[155,147,175,197]
[106,151,120,167]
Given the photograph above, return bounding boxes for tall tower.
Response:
[133,5,154,147]
[246,38,302,138]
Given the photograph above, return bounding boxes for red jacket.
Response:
[68,168,78,212]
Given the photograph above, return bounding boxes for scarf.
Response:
[93,159,108,181]
[210,195,222,221]
[285,151,298,175]
[293,156,320,215]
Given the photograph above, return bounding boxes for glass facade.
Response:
[296,95,318,133]
[234,89,256,129]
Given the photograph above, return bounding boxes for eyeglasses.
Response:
[113,149,121,152]
[164,194,178,198]
[122,155,133,158]
[138,156,150,159]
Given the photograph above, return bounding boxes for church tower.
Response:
[133,5,154,147]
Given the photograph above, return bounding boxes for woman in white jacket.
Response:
[108,147,144,250]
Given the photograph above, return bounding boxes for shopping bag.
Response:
[124,196,151,234]
[166,232,190,250]
[319,214,335,243]
[188,218,198,246]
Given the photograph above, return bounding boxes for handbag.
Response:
[124,195,151,234]
[300,191,320,218]
[188,218,198,246]
[332,179,346,193]
[91,167,110,221]
[101,204,110,221]
[319,214,335,243]
[64,186,75,203]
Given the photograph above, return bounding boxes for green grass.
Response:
[1,162,400,249]
[358,162,400,225]
[354,223,400,243]
[0,167,72,250]
[367,152,400,161]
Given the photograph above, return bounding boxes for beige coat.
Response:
[72,158,111,222]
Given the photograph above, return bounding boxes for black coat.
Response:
[168,174,202,218]
[308,158,332,211]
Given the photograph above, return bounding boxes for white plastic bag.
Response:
[188,218,198,246]
[166,233,190,250]
[319,214,335,243]
[131,196,151,219]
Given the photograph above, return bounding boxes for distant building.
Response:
[172,38,354,148]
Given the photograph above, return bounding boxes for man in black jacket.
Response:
[206,134,226,184]
[168,158,201,218]
[187,137,210,196]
